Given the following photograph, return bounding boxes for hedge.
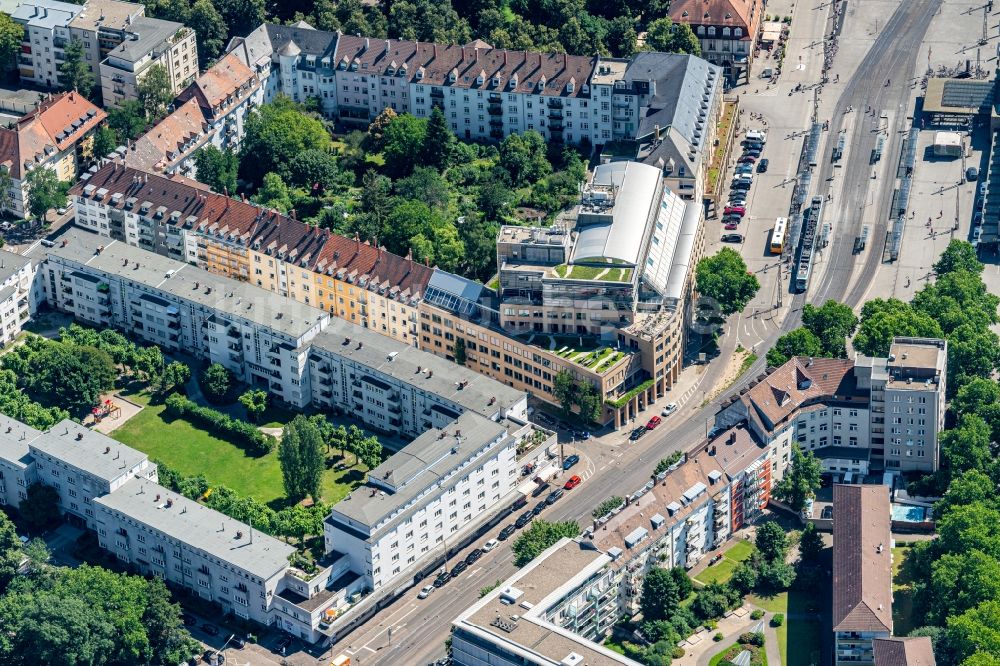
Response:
[164,393,276,455]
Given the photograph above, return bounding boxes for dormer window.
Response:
[566,77,575,93]
[476,69,485,86]
[707,26,716,36]
[735,27,743,37]
[415,66,424,80]
[508,73,518,89]
[492,75,502,87]
[538,76,546,90]
[449,68,458,83]
[722,27,731,36]
[697,25,705,35]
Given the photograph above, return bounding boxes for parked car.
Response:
[546,488,565,504]
[724,206,746,216]
[532,502,546,516]
[731,180,752,191]
[662,403,678,417]
[451,560,469,576]
[575,430,591,440]
[646,416,662,430]
[498,525,517,541]
[200,623,220,636]
[709,553,724,566]
[433,571,452,587]
[744,148,762,158]
[629,427,647,441]
[182,613,197,627]
[721,233,744,243]
[515,511,532,528]
[738,155,757,164]
[564,475,582,490]
[531,482,550,497]
[563,454,580,470]
[979,182,988,196]
[725,223,740,230]
[482,538,499,552]
[974,211,983,226]
[465,548,483,565]
[418,584,435,599]
[968,166,980,182]
[735,164,754,175]
[758,158,770,172]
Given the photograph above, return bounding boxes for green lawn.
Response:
[726,540,756,562]
[695,539,757,585]
[892,546,917,635]
[749,589,823,666]
[113,392,366,506]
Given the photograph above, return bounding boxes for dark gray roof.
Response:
[264,23,338,59]
[424,269,488,318]
[107,16,184,62]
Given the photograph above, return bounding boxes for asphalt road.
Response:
[810,0,942,305]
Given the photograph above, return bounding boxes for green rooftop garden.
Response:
[521,334,628,374]
[551,264,634,282]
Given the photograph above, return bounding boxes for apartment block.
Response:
[592,426,770,612]
[11,0,84,89]
[99,16,197,108]
[0,91,106,218]
[669,0,763,85]
[227,24,722,177]
[37,228,329,407]
[718,340,947,478]
[872,637,936,666]
[0,250,35,346]
[833,484,892,665]
[451,537,639,666]
[68,0,146,85]
[0,415,41,509]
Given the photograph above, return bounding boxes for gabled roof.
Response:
[176,50,258,117]
[832,484,892,635]
[125,97,207,172]
[741,357,862,432]
[670,0,762,36]
[873,637,936,666]
[0,91,106,179]
[310,233,434,302]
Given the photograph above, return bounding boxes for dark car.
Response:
[575,430,591,440]
[200,623,220,636]
[968,166,980,182]
[465,548,483,565]
[744,148,762,157]
[498,525,517,541]
[182,613,197,627]
[731,181,752,191]
[515,511,532,528]
[532,502,546,516]
[757,158,769,172]
[629,427,647,441]
[562,454,580,470]
[546,488,565,505]
[433,571,452,587]
[721,234,744,243]
[531,482,550,497]
[451,560,469,576]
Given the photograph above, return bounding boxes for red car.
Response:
[725,223,739,230]
[564,475,582,490]
[646,416,662,430]
[738,155,757,164]
[724,206,746,216]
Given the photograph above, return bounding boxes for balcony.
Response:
[549,120,564,131]
[487,105,503,116]
[489,117,504,127]
[547,109,563,119]
[430,89,444,98]
[548,99,563,109]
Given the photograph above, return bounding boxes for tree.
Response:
[199,363,231,403]
[239,95,331,186]
[107,100,148,142]
[947,324,1000,385]
[366,107,398,152]
[654,452,683,476]
[511,520,580,566]
[453,338,467,365]
[254,172,293,213]
[159,361,191,393]
[188,0,227,63]
[0,511,22,589]
[396,166,451,211]
[767,328,824,367]
[798,522,824,562]
[279,415,326,501]
[639,567,690,622]
[801,300,858,358]
[238,388,268,423]
[137,64,173,120]
[194,146,239,195]
[20,482,62,531]
[353,435,383,472]
[0,12,24,72]
[499,131,551,186]
[0,166,13,215]
[58,38,94,96]
[645,17,701,55]
[421,107,456,171]
[773,445,822,512]
[91,126,117,162]
[381,113,428,178]
[24,166,69,221]
[854,298,944,357]
[593,496,624,519]
[935,240,983,275]
[605,15,638,57]
[288,148,340,191]
[755,521,789,563]
[27,343,115,413]
[939,414,994,486]
[213,0,265,38]
[947,600,1000,663]
[696,248,760,316]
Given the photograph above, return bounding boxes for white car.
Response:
[661,403,678,417]
[418,584,435,599]
[482,538,499,552]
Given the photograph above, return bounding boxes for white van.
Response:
[746,130,767,143]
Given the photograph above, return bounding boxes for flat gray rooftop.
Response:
[0,414,41,471]
[31,419,149,483]
[0,249,32,285]
[12,0,82,29]
[311,319,525,417]
[69,0,143,32]
[42,227,328,341]
[330,411,508,532]
[105,16,183,62]
[96,477,295,579]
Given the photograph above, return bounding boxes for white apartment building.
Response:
[68,0,146,86]
[451,538,638,666]
[12,0,84,89]
[99,16,197,108]
[94,477,295,625]
[0,250,35,346]
[0,415,41,509]
[37,227,329,408]
[324,411,518,592]
[28,419,157,529]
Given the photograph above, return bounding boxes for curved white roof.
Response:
[572,161,663,266]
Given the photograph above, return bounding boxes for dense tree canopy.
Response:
[695,248,760,316]
[512,520,580,566]
[24,167,69,222]
[240,96,332,186]
[279,415,326,501]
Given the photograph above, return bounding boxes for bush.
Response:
[714,632,724,642]
[770,613,785,627]
[164,393,276,455]
[739,631,765,647]
[671,647,685,659]
[750,609,765,620]
[199,363,232,403]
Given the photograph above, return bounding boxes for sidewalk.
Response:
[673,606,754,666]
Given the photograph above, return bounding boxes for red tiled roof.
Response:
[832,484,892,635]
[177,50,259,119]
[670,0,763,37]
[742,357,861,431]
[873,637,936,666]
[312,233,434,301]
[125,98,209,173]
[0,92,106,179]
[333,35,597,97]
